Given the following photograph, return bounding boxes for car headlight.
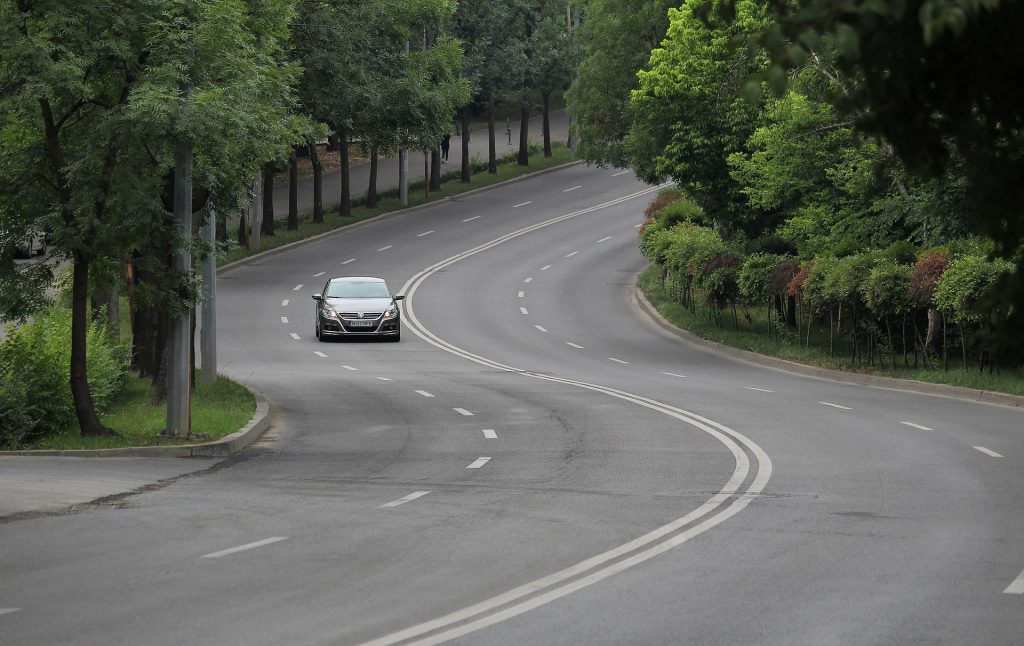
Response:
[322,305,338,318]
[384,306,398,319]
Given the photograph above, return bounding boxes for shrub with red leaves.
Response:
[787,261,814,297]
[767,258,799,296]
[910,250,947,305]
[639,189,685,236]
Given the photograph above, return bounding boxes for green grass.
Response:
[221,144,575,266]
[638,267,1024,397]
[25,372,255,450]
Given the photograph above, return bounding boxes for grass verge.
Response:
[638,266,1024,397]
[24,372,256,450]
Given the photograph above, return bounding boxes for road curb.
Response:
[633,281,1024,411]
[219,160,584,275]
[0,388,273,458]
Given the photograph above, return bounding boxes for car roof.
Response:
[328,276,386,283]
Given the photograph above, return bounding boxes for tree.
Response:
[531,6,573,158]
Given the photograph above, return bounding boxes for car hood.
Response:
[325,297,394,313]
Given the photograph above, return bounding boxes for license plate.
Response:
[348,320,375,328]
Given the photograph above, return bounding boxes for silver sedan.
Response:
[312,276,404,342]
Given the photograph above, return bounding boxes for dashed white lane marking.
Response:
[281,299,289,307]
[518,291,525,298]
[453,408,474,416]
[596,236,612,243]
[289,333,301,340]
[463,216,481,222]
[540,265,552,271]
[535,325,549,333]
[566,342,584,349]
[819,402,852,410]
[314,351,328,358]
[201,537,288,559]
[377,245,393,252]
[314,271,325,277]
[376,377,392,381]
[563,186,582,192]
[633,223,642,228]
[608,357,629,364]
[612,170,630,177]
[415,390,435,398]
[900,421,933,431]
[744,387,774,393]
[342,258,356,265]
[1005,569,1024,594]
[974,446,1003,458]
[524,277,533,283]
[482,429,497,439]
[466,457,491,469]
[381,491,430,508]
[520,307,529,315]
[661,372,687,378]
[513,201,533,208]
[281,317,289,324]
[293,284,304,291]
[565,251,579,258]
[417,230,434,237]
[0,608,21,617]
[342,365,358,371]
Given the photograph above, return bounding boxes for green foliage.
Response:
[861,260,914,319]
[738,253,786,304]
[933,255,1015,324]
[0,306,128,448]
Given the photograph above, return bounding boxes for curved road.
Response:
[2,164,1023,645]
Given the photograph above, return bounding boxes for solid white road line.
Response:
[281,317,289,324]
[524,277,533,283]
[417,230,434,237]
[415,390,435,398]
[744,387,774,393]
[377,245,393,252]
[518,291,525,298]
[563,186,582,192]
[566,342,584,349]
[608,357,629,364]
[596,236,612,243]
[453,408,474,416]
[520,307,529,315]
[974,446,1004,458]
[293,284,303,291]
[661,372,687,378]
[0,608,21,617]
[513,201,533,208]
[281,299,289,307]
[342,258,356,265]
[819,402,852,410]
[612,170,630,177]
[466,457,491,469]
[1004,568,1024,594]
[314,271,325,277]
[535,325,548,333]
[289,333,301,340]
[380,491,430,508]
[342,365,358,371]
[900,421,933,430]
[565,251,579,258]
[482,429,497,439]
[463,216,481,222]
[201,537,288,559]
[376,377,392,381]
[314,351,328,358]
[540,264,552,271]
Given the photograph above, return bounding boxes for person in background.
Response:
[441,133,451,163]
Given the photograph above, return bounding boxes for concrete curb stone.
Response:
[633,281,1024,411]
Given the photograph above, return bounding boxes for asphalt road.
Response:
[2,164,1023,645]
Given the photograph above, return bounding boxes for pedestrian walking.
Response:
[441,133,450,163]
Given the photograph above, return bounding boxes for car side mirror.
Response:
[312,294,322,301]
[393,295,405,301]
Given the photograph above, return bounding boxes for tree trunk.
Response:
[237,205,248,247]
[261,163,275,236]
[216,208,227,242]
[925,308,940,354]
[71,252,117,436]
[461,106,472,183]
[430,146,442,191]
[960,323,967,370]
[367,144,379,209]
[308,141,323,224]
[288,147,298,230]
[518,103,530,166]
[942,312,948,371]
[488,93,497,174]
[542,90,552,157]
[339,134,352,218]
[885,316,896,370]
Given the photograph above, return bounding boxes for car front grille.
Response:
[339,312,382,320]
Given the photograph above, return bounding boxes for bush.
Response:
[0,306,129,448]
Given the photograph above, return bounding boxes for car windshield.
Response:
[326,280,391,299]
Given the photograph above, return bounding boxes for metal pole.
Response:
[200,205,217,385]
[166,81,193,438]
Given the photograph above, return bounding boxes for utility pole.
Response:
[200,204,217,385]
[166,80,193,438]
[399,39,411,206]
